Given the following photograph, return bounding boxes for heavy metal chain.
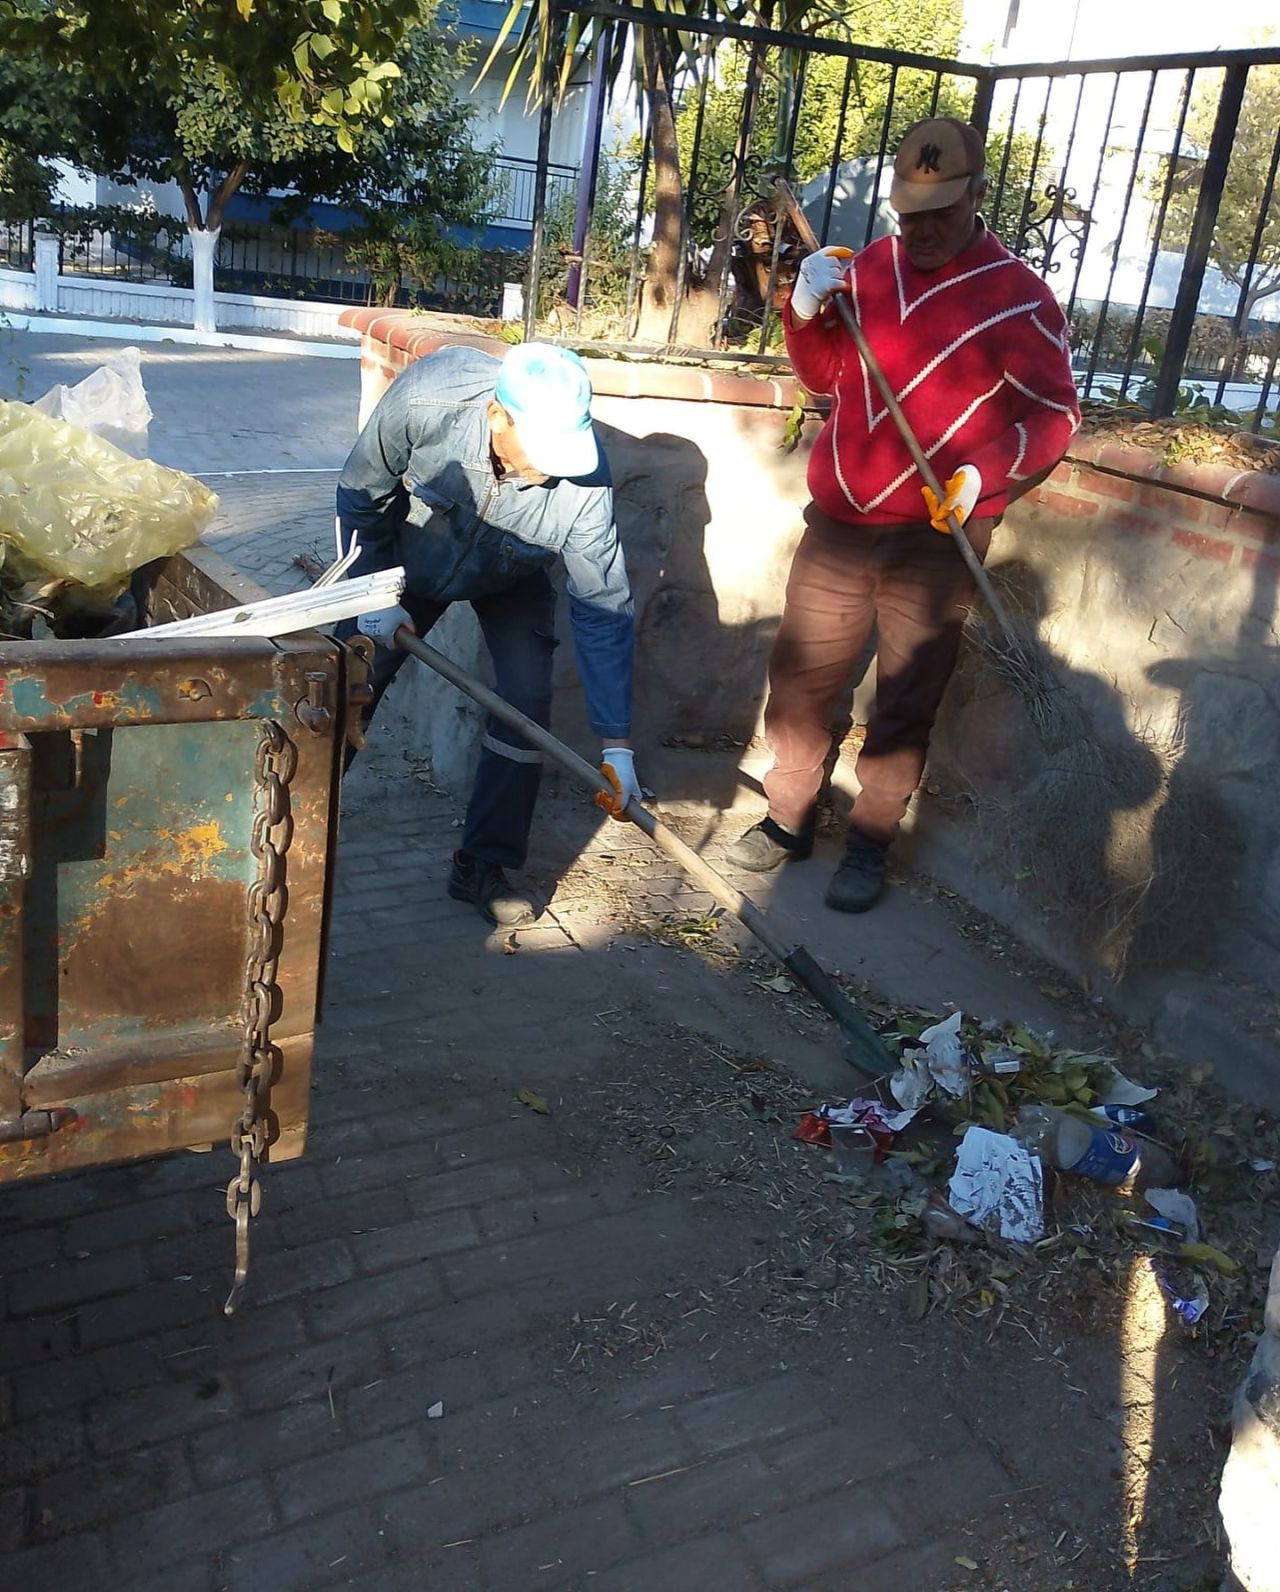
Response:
[224,719,295,1316]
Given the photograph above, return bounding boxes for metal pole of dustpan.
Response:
[395,629,894,1081]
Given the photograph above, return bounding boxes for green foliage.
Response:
[535,141,638,321]
[0,0,496,302]
[1155,54,1280,319]
[672,0,968,239]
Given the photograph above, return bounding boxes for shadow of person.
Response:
[924,555,1175,979]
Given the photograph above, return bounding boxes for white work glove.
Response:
[356,603,414,647]
[922,465,982,534]
[596,746,644,821]
[790,245,854,322]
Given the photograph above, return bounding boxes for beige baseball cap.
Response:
[890,118,987,214]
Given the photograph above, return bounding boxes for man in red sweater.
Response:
[728,116,1080,912]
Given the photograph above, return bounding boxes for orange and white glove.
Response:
[922,465,982,534]
[595,747,643,821]
[790,246,854,322]
[356,603,414,648]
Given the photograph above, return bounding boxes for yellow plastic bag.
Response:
[0,399,218,596]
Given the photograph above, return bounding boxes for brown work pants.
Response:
[762,503,993,847]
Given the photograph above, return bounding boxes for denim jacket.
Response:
[337,345,633,740]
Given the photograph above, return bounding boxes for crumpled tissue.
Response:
[948,1125,1045,1243]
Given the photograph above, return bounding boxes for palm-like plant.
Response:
[478,0,849,345]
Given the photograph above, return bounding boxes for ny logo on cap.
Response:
[916,143,943,174]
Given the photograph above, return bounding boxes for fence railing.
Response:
[492,155,579,228]
[522,0,1280,429]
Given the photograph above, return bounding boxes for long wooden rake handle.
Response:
[395,628,895,1080]
[772,179,1020,642]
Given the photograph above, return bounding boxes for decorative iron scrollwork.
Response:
[1016,184,1091,277]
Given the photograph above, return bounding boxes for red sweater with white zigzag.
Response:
[784,224,1080,527]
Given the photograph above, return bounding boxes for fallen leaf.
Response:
[516,1088,550,1116]
[954,1555,979,1571]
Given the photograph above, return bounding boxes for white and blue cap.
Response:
[494,342,599,480]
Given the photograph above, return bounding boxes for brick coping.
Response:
[342,308,1280,518]
[339,307,804,411]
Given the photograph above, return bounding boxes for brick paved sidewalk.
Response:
[0,468,1209,1591]
[0,744,1182,1592]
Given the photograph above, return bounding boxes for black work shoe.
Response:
[825,838,888,913]
[725,816,814,872]
[448,851,542,927]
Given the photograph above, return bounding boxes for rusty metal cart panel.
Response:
[0,545,354,1193]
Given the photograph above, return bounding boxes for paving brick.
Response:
[7,1248,145,1317]
[675,1374,828,1457]
[234,1327,384,1414]
[742,1488,905,1583]
[342,1344,541,1439]
[85,1378,238,1457]
[270,1184,410,1254]
[58,1192,193,1257]
[0,1226,65,1275]
[305,1258,444,1339]
[12,1340,161,1422]
[105,1478,274,1574]
[336,1554,487,1592]
[881,1443,1010,1534]
[0,1530,113,1592]
[625,1449,772,1540]
[765,1413,924,1498]
[212,1502,387,1592]
[189,1397,347,1487]
[0,1413,87,1485]
[589,1532,764,1591]
[275,1426,432,1526]
[0,1486,26,1553]
[240,1238,356,1306]
[317,1140,443,1197]
[477,1495,639,1587]
[813,1536,977,1591]
[545,1409,694,1501]
[76,1275,222,1348]
[348,1207,482,1273]
[471,1182,619,1243]
[379,1451,550,1553]
[32,1440,192,1538]
[400,1158,536,1216]
[152,1296,308,1375]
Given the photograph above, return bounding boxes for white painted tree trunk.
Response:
[189,226,220,334]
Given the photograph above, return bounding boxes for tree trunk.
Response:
[188,225,220,334]
[635,30,686,345]
[674,42,768,348]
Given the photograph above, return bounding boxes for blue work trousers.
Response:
[345,572,558,870]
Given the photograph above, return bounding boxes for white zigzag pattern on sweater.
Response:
[857,301,1046,433]
[833,377,1007,514]
[891,240,1021,320]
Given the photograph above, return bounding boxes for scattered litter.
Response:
[918,1010,969,1098]
[982,1045,1022,1076]
[515,1088,551,1116]
[923,1191,982,1244]
[948,1125,1045,1243]
[759,974,794,994]
[1178,1240,1239,1276]
[1252,1158,1275,1172]
[1011,1104,1178,1189]
[1101,1069,1159,1107]
[427,1401,445,1419]
[954,1556,980,1572]
[1151,1260,1209,1325]
[829,1124,877,1182]
[1145,1187,1200,1242]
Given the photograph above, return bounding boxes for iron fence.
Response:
[492,156,579,228]
[0,220,33,272]
[523,0,1280,429]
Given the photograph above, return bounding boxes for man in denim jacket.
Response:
[337,341,639,927]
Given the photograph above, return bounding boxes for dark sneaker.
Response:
[725,816,814,872]
[448,851,542,927]
[825,838,888,913]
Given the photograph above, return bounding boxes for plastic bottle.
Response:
[1012,1104,1178,1189]
[1091,1103,1157,1134]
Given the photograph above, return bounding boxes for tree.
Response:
[1160,58,1280,331]
[674,0,967,241]
[480,0,850,346]
[0,0,483,327]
